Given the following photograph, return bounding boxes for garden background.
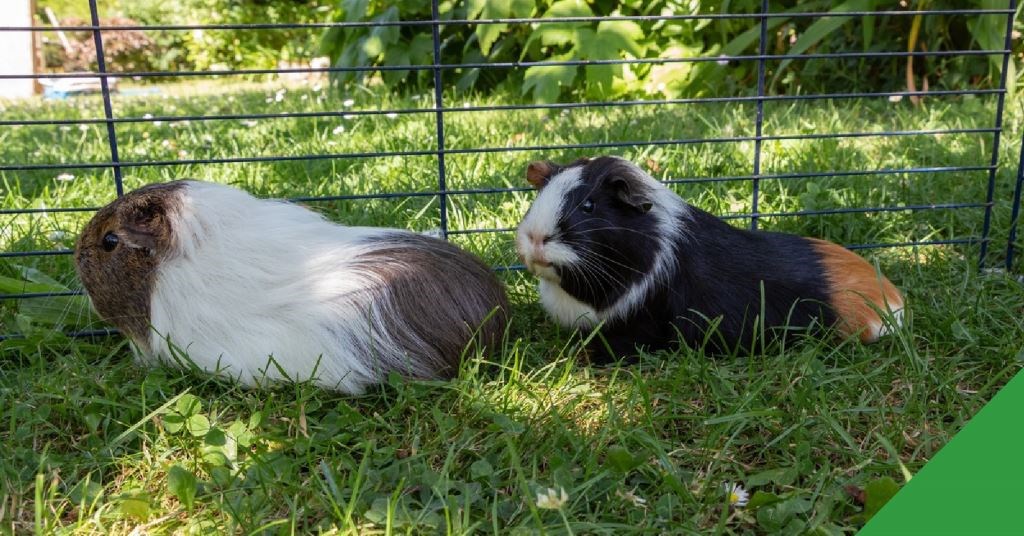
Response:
[2,0,1024,533]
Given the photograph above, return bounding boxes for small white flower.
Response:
[161,139,171,148]
[717,54,729,66]
[343,98,355,107]
[342,114,355,120]
[723,482,749,508]
[312,83,323,92]
[385,112,398,119]
[536,487,569,510]
[241,120,258,127]
[301,94,308,101]
[133,146,146,155]
[202,134,214,143]
[143,113,154,120]
[78,124,88,131]
[178,149,188,157]
[332,125,345,135]
[889,95,904,103]
[56,173,75,181]
[275,89,286,102]
[48,230,67,241]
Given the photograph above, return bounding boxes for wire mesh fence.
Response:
[1,1,1022,341]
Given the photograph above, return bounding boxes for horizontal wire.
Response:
[0,127,997,172]
[0,235,983,302]
[1,165,990,217]
[0,89,1003,127]
[2,49,1008,80]
[0,9,1011,32]
[445,202,987,235]
[0,327,118,343]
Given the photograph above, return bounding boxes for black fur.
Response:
[549,157,836,362]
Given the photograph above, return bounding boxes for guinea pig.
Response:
[515,156,904,362]
[74,180,508,394]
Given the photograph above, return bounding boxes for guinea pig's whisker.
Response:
[568,238,647,277]
[568,251,629,292]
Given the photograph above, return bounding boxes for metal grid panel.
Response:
[0,1,1020,341]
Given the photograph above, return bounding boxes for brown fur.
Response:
[809,239,904,343]
[73,182,185,349]
[350,233,510,379]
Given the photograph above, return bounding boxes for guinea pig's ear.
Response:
[121,197,171,252]
[608,175,653,213]
[526,161,558,189]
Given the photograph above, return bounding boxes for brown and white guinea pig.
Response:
[74,180,508,394]
[515,155,904,362]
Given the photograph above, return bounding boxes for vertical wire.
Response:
[430,0,449,238]
[977,0,1016,268]
[751,0,770,230]
[87,0,123,196]
[1007,129,1024,271]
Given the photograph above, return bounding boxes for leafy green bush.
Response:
[319,0,1023,101]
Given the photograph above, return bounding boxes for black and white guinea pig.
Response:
[515,155,904,362]
[74,180,508,394]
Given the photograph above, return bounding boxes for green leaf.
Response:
[592,20,644,58]
[529,0,593,49]
[119,496,151,521]
[163,413,186,434]
[166,465,197,510]
[523,64,576,103]
[187,414,211,437]
[747,491,784,509]
[604,445,642,473]
[747,467,798,487]
[476,0,509,56]
[510,0,533,18]
[175,394,201,417]
[68,479,103,505]
[863,476,900,521]
[470,459,494,479]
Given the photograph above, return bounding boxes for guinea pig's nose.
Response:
[527,231,550,246]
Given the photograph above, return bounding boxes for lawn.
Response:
[2,81,1023,534]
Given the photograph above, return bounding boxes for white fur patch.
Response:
[146,181,433,394]
[538,279,598,329]
[516,167,583,274]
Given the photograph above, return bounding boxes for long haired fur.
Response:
[76,181,508,393]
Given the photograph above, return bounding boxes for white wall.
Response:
[0,0,36,99]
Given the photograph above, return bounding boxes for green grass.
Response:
[2,81,1023,534]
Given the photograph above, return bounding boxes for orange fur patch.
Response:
[810,239,904,343]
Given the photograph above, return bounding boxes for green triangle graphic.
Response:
[860,369,1024,535]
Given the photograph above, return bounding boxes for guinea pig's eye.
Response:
[581,198,595,213]
[101,232,119,252]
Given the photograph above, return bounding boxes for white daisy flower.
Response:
[332,125,345,135]
[343,98,355,107]
[723,482,749,508]
[535,487,569,510]
[56,173,75,181]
